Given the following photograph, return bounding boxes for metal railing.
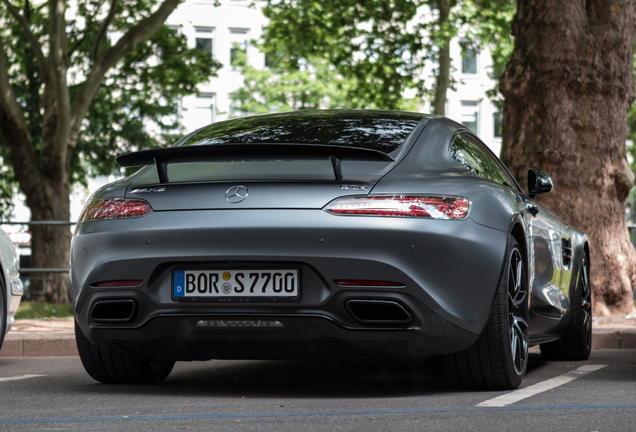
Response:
[1,220,76,296]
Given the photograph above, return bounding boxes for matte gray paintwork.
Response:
[71,113,589,361]
[71,209,506,336]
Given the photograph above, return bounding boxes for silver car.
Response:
[0,228,24,348]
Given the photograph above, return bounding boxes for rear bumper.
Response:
[77,308,476,362]
[71,209,507,360]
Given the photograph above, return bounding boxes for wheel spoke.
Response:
[506,246,529,377]
[513,314,528,331]
[508,250,527,308]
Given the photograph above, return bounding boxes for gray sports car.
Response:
[71,110,591,389]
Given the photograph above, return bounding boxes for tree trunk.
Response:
[26,179,72,303]
[0,107,71,303]
[500,0,636,316]
[432,0,451,116]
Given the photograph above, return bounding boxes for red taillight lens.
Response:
[334,280,405,287]
[93,280,143,287]
[78,198,153,222]
[324,195,470,220]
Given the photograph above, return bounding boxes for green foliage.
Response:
[237,0,515,115]
[231,59,422,115]
[461,0,516,110]
[260,0,427,110]
[15,301,75,319]
[70,25,221,183]
[0,0,221,191]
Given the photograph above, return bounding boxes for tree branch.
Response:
[0,35,40,182]
[93,0,118,60]
[0,34,29,131]
[48,0,72,167]
[69,0,181,147]
[68,0,104,58]
[1,0,50,83]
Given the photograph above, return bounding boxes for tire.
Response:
[540,254,592,361]
[445,235,529,390]
[75,321,174,384]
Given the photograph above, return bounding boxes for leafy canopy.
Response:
[0,0,221,217]
[232,0,515,116]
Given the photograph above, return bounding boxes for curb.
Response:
[0,328,634,358]
[1,333,78,357]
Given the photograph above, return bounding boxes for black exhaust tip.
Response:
[90,299,138,324]
[346,299,412,324]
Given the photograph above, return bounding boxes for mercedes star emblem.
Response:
[225,185,249,203]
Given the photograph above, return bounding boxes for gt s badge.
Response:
[341,185,368,191]
[130,188,166,193]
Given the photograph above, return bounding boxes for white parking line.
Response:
[0,374,46,383]
[477,365,607,407]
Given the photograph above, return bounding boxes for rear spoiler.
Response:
[116,143,394,183]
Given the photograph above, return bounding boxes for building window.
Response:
[194,93,215,128]
[195,27,214,58]
[493,112,503,138]
[462,47,478,74]
[460,101,479,134]
[229,29,249,68]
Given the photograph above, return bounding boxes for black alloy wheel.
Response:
[445,235,529,390]
[540,254,592,361]
[508,245,529,376]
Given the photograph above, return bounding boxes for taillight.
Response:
[78,198,153,222]
[324,195,470,220]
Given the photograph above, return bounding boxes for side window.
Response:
[450,133,518,190]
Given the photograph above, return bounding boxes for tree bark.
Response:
[500,0,636,316]
[432,0,451,116]
[25,180,72,304]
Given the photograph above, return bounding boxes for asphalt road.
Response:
[0,350,635,431]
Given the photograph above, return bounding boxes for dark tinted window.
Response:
[450,133,518,189]
[180,110,425,155]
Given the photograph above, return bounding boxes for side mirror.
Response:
[528,168,553,199]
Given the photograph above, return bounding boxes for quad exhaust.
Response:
[345,299,412,324]
[90,299,138,324]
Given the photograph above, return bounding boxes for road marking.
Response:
[1,403,636,425]
[0,374,46,383]
[477,365,607,407]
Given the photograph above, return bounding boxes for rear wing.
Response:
[116,143,394,184]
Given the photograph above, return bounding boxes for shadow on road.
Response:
[76,356,455,398]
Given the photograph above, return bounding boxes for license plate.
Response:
[173,269,299,298]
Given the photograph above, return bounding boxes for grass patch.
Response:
[15,302,74,319]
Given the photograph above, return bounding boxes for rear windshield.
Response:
[179,110,426,155]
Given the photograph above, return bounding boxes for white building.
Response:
[166,0,269,132]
